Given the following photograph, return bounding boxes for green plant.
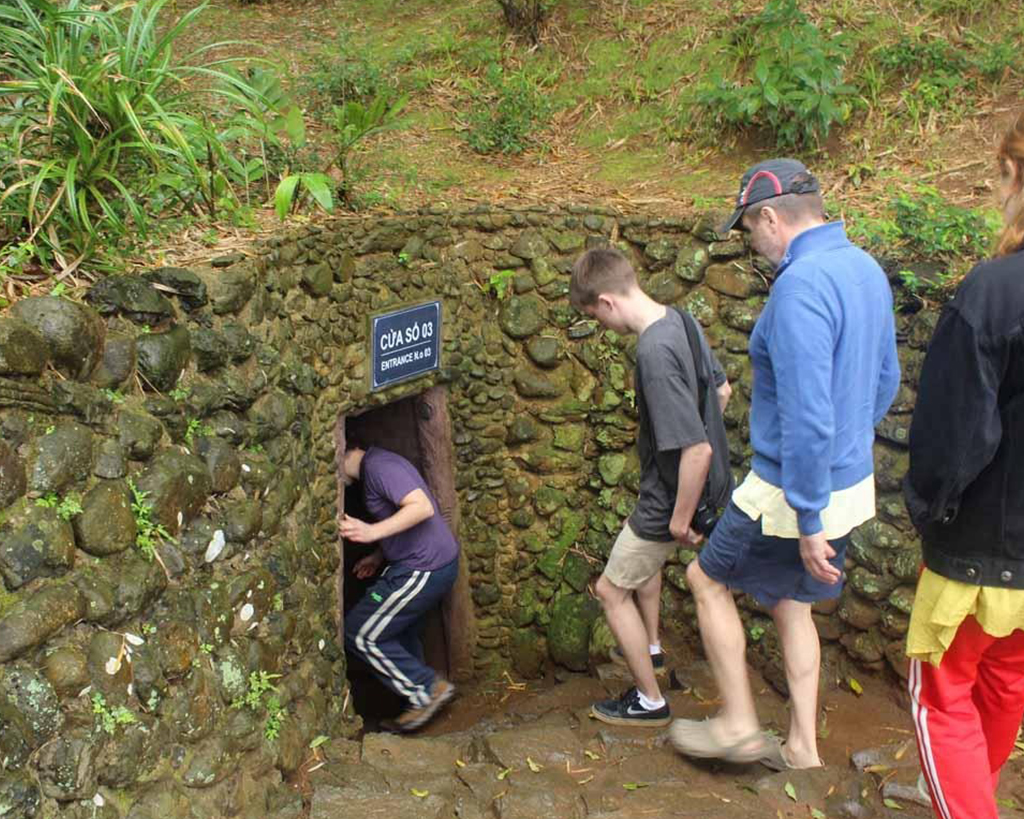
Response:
[691,0,855,149]
[397,250,411,266]
[898,269,923,293]
[103,389,126,405]
[232,670,286,740]
[0,240,36,284]
[302,33,390,111]
[92,692,137,735]
[465,64,552,155]
[748,625,766,642]
[487,269,516,299]
[184,418,212,445]
[892,187,994,263]
[273,173,334,220]
[0,0,266,272]
[169,386,190,402]
[272,593,284,612]
[35,492,83,521]
[127,478,173,561]
[328,92,408,206]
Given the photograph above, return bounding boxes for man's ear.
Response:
[596,293,616,312]
[760,205,780,229]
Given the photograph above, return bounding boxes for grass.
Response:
[1,0,1020,292]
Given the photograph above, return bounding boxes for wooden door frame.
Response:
[333,386,476,682]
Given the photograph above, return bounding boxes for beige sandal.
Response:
[668,718,770,764]
[759,739,824,771]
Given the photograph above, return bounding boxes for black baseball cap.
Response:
[719,158,821,234]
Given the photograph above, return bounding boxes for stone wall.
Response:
[0,205,929,817]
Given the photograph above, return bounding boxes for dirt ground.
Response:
[292,632,1024,818]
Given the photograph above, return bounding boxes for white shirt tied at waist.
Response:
[731,470,876,540]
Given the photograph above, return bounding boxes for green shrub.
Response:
[302,33,391,113]
[464,64,552,155]
[692,0,855,150]
[846,187,997,268]
[893,188,996,263]
[0,0,268,271]
[873,34,1018,127]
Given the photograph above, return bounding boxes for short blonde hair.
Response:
[570,248,636,309]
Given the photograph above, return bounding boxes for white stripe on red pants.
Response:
[908,616,1024,819]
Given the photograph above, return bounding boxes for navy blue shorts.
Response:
[697,501,848,609]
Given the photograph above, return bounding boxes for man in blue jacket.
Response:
[670,159,901,770]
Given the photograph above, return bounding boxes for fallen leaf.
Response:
[576,776,594,785]
[455,759,466,768]
[883,797,904,810]
[784,781,797,801]
[811,809,827,819]
[410,788,429,798]
[584,750,601,760]
[308,735,329,750]
[527,757,542,773]
[849,677,864,695]
[622,782,649,791]
[496,767,511,781]
[894,739,912,760]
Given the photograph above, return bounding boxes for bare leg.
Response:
[686,560,760,744]
[595,574,661,701]
[635,570,662,649]
[770,598,822,768]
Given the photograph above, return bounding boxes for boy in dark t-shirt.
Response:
[570,247,733,727]
[341,445,460,732]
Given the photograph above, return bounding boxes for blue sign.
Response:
[371,301,442,391]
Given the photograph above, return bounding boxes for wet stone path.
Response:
[300,649,1024,819]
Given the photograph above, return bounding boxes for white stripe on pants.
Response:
[909,658,953,819]
[355,570,433,707]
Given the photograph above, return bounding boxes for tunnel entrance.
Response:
[335,387,475,729]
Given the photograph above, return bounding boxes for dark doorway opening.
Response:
[336,387,475,730]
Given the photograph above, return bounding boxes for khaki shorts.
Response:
[602,522,677,590]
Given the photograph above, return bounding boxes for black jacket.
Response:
[904,250,1024,588]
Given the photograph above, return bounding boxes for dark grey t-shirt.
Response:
[628,308,733,542]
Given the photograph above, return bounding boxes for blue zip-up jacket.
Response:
[749,221,900,536]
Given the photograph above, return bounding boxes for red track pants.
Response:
[908,616,1024,819]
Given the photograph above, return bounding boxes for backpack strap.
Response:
[671,306,708,422]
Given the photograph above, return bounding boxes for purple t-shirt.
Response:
[360,447,459,571]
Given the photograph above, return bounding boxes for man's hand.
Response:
[352,549,384,579]
[670,517,704,547]
[799,532,841,584]
[340,514,377,544]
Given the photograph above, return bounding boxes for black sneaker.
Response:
[609,646,667,675]
[591,686,671,727]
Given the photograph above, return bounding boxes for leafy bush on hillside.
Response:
[691,0,856,150]
[847,186,997,267]
[0,0,274,271]
[464,64,552,155]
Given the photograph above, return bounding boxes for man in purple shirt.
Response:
[340,445,460,732]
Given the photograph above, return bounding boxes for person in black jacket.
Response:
[904,110,1024,819]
